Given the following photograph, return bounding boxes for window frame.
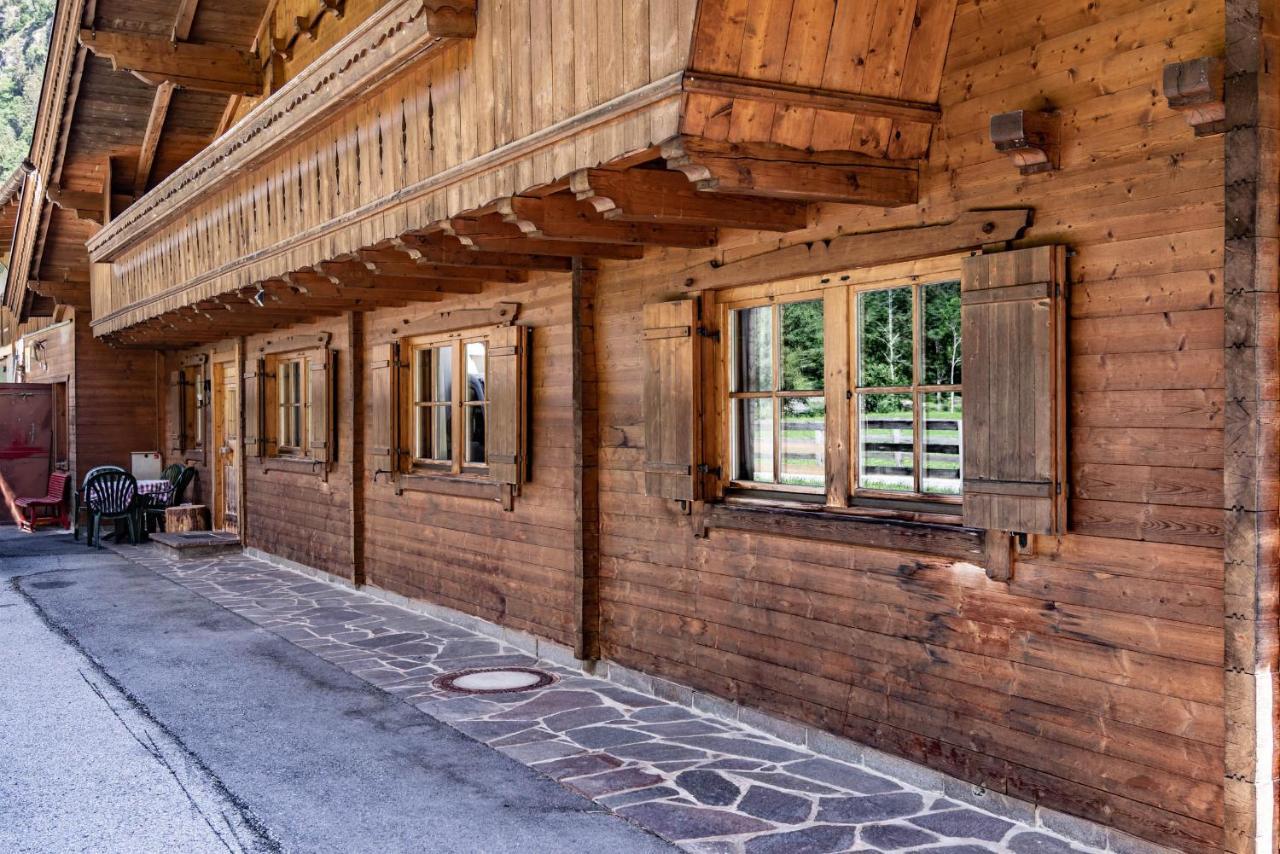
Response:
[267,352,310,459]
[717,259,965,515]
[402,329,490,477]
[725,294,828,496]
[853,280,963,504]
[179,362,207,453]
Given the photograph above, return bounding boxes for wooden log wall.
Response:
[589,0,1229,850]
[243,315,357,579]
[19,314,159,480]
[361,272,580,647]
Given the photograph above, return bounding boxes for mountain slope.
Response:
[0,0,55,178]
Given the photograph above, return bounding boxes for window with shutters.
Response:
[403,332,488,475]
[377,316,525,504]
[664,245,1066,538]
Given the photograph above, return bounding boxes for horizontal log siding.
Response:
[242,316,355,580]
[592,0,1227,850]
[361,274,579,649]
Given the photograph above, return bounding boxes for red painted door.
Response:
[0,384,54,525]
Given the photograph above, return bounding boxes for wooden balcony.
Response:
[88,0,946,346]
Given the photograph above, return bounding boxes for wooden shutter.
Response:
[487,325,527,486]
[243,358,263,460]
[308,348,332,464]
[167,369,187,454]
[961,245,1067,534]
[642,299,700,501]
[369,342,398,478]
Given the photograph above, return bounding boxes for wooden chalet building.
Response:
[2,0,1277,850]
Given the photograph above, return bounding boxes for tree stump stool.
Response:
[166,504,209,533]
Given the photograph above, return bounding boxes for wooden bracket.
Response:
[990,110,1060,175]
[984,531,1015,582]
[1162,57,1225,137]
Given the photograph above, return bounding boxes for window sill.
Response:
[396,472,502,503]
[259,457,324,475]
[699,499,985,562]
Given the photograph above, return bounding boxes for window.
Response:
[856,281,962,497]
[275,355,308,455]
[723,276,963,507]
[406,334,487,474]
[728,299,825,491]
[183,364,206,451]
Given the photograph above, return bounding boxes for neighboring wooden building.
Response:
[4,0,1278,850]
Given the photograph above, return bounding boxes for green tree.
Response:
[0,0,54,178]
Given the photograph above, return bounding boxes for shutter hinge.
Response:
[697,463,722,477]
[697,327,720,342]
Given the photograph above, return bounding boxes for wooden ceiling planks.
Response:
[15,0,275,323]
[684,0,957,159]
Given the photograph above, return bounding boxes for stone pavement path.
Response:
[116,543,1101,854]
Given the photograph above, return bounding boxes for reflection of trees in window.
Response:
[729,299,825,490]
[855,281,962,496]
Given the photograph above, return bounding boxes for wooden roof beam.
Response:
[493,197,719,247]
[134,0,200,196]
[661,136,919,207]
[46,186,104,225]
[570,168,809,231]
[79,28,263,96]
[385,235,575,272]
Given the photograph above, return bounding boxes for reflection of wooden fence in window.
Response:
[858,417,961,480]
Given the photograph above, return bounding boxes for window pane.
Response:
[780,397,825,489]
[415,349,431,404]
[732,397,774,483]
[858,393,914,492]
[923,281,962,386]
[731,306,773,392]
[465,342,486,401]
[781,300,824,391]
[415,406,431,459]
[924,392,962,495]
[432,405,452,462]
[434,346,454,402]
[292,404,303,449]
[858,287,914,387]
[466,404,486,464]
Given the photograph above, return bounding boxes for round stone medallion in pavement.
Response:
[434,667,557,695]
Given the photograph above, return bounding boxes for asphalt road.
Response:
[0,529,671,854]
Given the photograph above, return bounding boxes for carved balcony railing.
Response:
[88,0,948,346]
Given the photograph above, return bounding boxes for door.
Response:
[213,362,239,533]
[0,384,54,525]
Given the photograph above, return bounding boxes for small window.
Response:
[272,354,309,457]
[728,299,826,491]
[406,334,487,474]
[182,364,206,451]
[855,281,961,496]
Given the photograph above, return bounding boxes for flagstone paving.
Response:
[117,545,1106,854]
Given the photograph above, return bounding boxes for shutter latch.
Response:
[696,327,720,342]
[697,464,722,477]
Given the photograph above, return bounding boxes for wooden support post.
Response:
[571,259,602,661]
[349,311,366,586]
[1222,1,1280,850]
